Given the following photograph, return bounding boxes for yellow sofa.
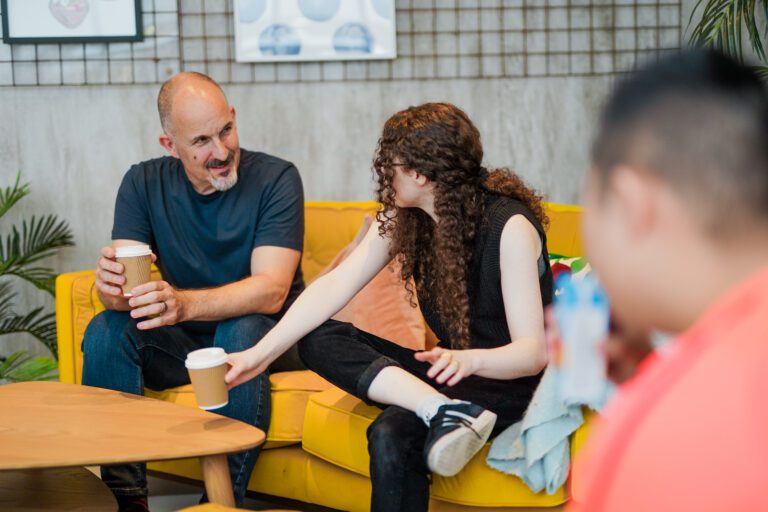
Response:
[56,201,592,512]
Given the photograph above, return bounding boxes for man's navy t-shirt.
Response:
[112,149,305,314]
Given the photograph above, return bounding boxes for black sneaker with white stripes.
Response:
[424,401,497,477]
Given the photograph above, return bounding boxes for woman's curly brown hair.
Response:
[373,102,547,349]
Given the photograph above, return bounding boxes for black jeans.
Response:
[82,311,304,506]
[298,320,539,512]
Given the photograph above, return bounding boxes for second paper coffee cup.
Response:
[115,245,152,297]
[185,347,229,410]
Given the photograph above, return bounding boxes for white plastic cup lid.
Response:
[115,245,152,258]
[185,347,228,369]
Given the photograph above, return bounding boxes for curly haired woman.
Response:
[226,102,552,512]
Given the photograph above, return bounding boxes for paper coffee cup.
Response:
[115,245,152,297]
[185,348,229,410]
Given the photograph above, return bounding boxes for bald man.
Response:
[82,72,305,511]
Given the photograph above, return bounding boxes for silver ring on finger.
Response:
[160,300,168,313]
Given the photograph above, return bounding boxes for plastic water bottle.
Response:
[553,273,610,405]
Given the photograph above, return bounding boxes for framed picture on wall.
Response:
[234,0,396,63]
[1,0,143,44]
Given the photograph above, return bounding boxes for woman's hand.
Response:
[414,347,478,387]
[225,347,271,390]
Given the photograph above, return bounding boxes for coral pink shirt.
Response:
[569,268,768,512]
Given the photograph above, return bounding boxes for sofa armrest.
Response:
[56,270,103,384]
[55,268,161,384]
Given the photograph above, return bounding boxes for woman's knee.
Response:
[367,406,426,458]
[296,330,321,368]
[297,320,350,368]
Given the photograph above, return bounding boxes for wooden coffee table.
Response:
[0,381,265,508]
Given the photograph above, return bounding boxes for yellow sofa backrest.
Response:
[302,201,583,281]
[302,202,380,282]
[56,201,582,384]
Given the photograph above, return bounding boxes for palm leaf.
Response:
[0,307,57,356]
[5,357,58,381]
[0,351,57,382]
[0,281,15,321]
[742,0,767,61]
[753,65,768,78]
[689,0,768,65]
[0,351,29,376]
[2,266,58,295]
[0,173,29,219]
[0,214,74,294]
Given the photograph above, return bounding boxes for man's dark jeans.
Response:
[298,320,540,512]
[82,310,284,507]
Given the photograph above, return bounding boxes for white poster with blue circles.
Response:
[234,0,396,62]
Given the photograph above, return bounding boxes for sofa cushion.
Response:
[430,443,566,507]
[301,386,567,507]
[331,260,425,351]
[145,370,331,449]
[152,445,374,512]
[302,386,381,476]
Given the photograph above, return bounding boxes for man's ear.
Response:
[610,165,659,238]
[158,132,178,158]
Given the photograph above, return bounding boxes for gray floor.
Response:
[146,474,204,511]
[146,474,274,511]
[87,467,301,511]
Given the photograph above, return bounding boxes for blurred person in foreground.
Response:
[570,48,768,511]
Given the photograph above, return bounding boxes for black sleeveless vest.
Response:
[417,194,554,350]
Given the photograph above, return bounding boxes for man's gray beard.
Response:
[209,168,238,191]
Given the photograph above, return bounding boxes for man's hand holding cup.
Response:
[95,246,130,298]
[95,244,181,329]
[96,244,155,297]
[128,280,190,330]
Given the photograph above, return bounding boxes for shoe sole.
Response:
[426,410,497,477]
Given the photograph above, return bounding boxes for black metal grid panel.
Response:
[0,0,681,86]
[0,0,180,86]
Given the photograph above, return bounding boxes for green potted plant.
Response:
[0,173,74,383]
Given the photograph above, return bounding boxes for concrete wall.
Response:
[2,76,610,265]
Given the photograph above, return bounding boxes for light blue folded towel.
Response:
[486,365,607,495]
